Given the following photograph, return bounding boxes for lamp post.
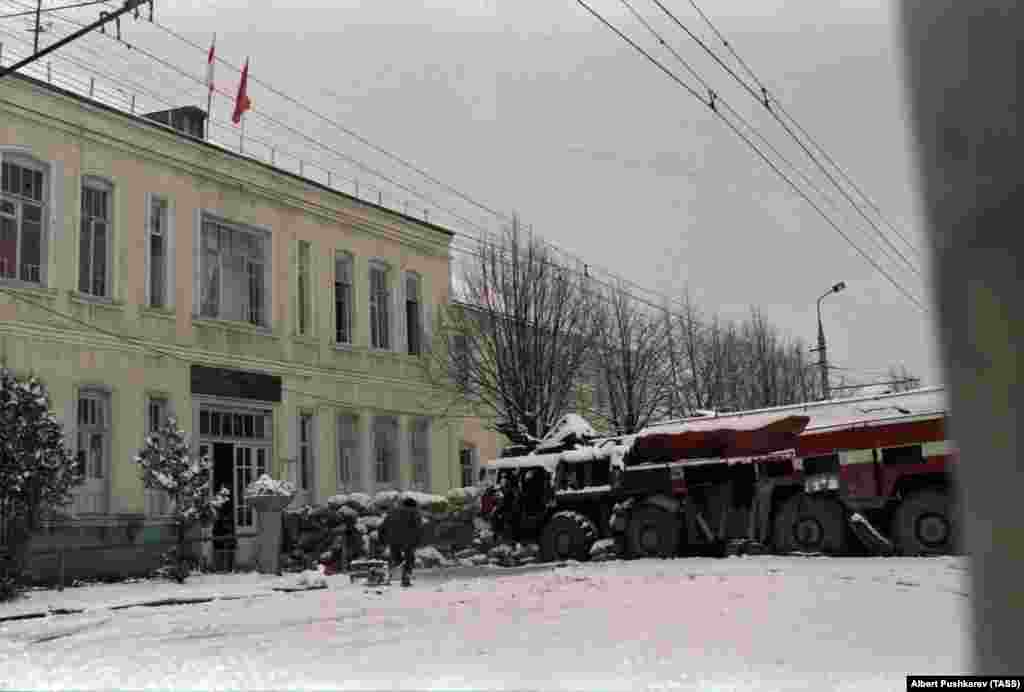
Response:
[816,281,846,400]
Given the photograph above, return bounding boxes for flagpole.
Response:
[205,33,215,141]
[240,57,248,153]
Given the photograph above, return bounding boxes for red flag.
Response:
[232,58,252,125]
[205,35,216,95]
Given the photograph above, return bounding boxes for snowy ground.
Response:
[1,556,970,690]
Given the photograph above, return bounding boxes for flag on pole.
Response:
[232,58,252,125]
[205,34,216,95]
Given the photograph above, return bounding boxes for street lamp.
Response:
[816,281,846,400]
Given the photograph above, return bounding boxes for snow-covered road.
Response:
[1,556,971,690]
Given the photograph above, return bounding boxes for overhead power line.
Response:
[0,0,148,79]
[573,0,928,312]
[0,0,110,19]
[2,0,731,328]
[683,0,921,260]
[616,0,902,266]
[655,0,924,266]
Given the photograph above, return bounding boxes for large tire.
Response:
[540,511,598,563]
[891,488,955,555]
[626,506,681,558]
[772,493,848,554]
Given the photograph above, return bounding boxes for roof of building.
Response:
[3,72,455,239]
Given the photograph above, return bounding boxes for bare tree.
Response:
[590,281,672,434]
[886,364,923,392]
[664,289,822,416]
[424,219,603,447]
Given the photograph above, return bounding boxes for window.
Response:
[337,413,359,489]
[459,445,477,488]
[80,179,112,298]
[298,413,314,492]
[297,240,311,336]
[373,415,398,484]
[234,446,269,528]
[452,334,470,390]
[334,253,353,344]
[147,396,168,434]
[405,272,422,355]
[410,417,430,490]
[145,396,171,516]
[76,391,109,480]
[199,408,272,440]
[0,156,46,284]
[199,216,269,327]
[369,262,391,349]
[148,197,169,309]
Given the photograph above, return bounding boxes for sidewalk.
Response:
[0,561,567,623]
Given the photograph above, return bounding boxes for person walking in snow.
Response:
[379,495,422,586]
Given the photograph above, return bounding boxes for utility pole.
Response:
[34,0,42,53]
[1,0,147,80]
[814,281,846,401]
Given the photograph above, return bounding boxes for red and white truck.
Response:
[479,387,956,560]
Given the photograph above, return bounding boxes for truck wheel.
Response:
[772,494,847,554]
[891,488,954,555]
[626,506,680,558]
[540,511,597,563]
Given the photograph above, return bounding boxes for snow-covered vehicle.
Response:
[479,387,957,561]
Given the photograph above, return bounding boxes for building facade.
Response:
[0,73,500,573]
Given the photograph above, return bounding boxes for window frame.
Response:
[372,415,398,484]
[79,176,114,299]
[145,194,173,310]
[459,444,478,489]
[369,260,392,350]
[144,394,172,516]
[0,151,49,287]
[334,251,354,345]
[410,417,431,490]
[405,271,423,356]
[297,239,312,337]
[336,412,359,490]
[196,212,272,328]
[297,411,315,493]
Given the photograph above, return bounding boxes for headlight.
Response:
[805,473,840,494]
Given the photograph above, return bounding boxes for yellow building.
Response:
[0,72,501,574]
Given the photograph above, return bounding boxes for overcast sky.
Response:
[13,0,943,388]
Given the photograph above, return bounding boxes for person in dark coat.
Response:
[379,495,422,586]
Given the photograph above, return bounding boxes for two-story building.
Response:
[0,72,501,576]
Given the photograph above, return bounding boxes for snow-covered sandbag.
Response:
[488,544,514,560]
[246,474,296,497]
[295,569,327,589]
[414,546,447,569]
[328,493,375,515]
[403,491,449,514]
[455,547,479,560]
[372,490,402,513]
[357,515,384,532]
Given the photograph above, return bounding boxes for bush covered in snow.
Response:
[134,417,230,584]
[0,370,83,599]
[245,474,296,498]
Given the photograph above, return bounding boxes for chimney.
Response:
[143,106,208,140]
